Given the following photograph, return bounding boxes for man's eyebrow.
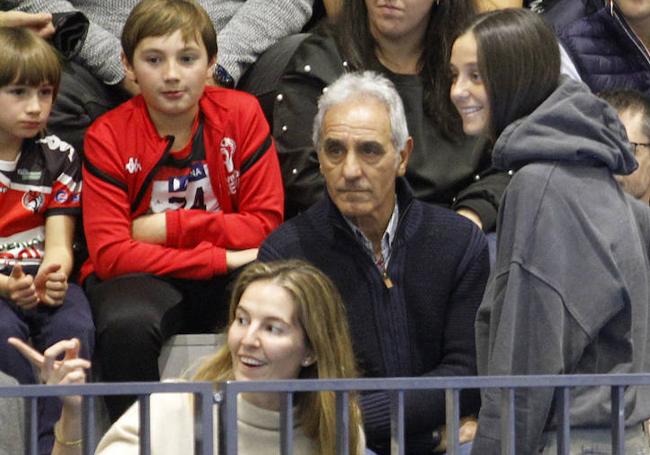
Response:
[323,138,345,148]
[357,140,385,151]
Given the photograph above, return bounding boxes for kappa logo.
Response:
[220,138,236,174]
[125,157,142,174]
[22,191,44,213]
[38,135,75,161]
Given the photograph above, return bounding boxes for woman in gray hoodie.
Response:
[450,8,650,455]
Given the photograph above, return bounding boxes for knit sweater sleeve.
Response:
[214,0,313,83]
[8,0,125,84]
[95,392,195,455]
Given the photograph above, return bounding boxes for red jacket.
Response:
[81,86,284,282]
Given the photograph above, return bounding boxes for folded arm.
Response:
[83,132,227,280]
[163,103,284,250]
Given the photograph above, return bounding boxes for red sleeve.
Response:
[165,97,284,249]
[82,122,227,281]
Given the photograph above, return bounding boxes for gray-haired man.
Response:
[259,71,489,455]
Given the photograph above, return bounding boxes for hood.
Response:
[492,77,637,175]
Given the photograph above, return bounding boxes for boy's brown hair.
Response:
[0,27,61,96]
[121,0,217,63]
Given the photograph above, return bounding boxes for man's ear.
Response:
[121,52,136,83]
[397,137,413,176]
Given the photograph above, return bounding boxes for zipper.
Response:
[333,195,414,289]
[612,7,650,69]
[130,135,175,214]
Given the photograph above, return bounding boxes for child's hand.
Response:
[34,263,68,306]
[7,264,39,310]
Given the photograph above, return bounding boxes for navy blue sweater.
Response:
[259,180,489,454]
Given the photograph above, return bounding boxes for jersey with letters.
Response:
[148,119,219,215]
[0,134,81,271]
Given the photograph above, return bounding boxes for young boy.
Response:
[81,0,284,421]
[0,27,94,455]
[599,89,650,204]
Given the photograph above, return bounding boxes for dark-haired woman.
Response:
[449,8,650,454]
[271,0,510,231]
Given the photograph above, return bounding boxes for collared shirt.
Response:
[344,199,399,272]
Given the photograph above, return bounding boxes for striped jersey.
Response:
[0,134,81,271]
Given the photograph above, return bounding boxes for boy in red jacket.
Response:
[81,0,283,421]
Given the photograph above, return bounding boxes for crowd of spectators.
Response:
[0,0,650,454]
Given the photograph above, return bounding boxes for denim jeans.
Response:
[538,424,650,454]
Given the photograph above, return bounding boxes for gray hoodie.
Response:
[0,371,24,455]
[472,77,650,455]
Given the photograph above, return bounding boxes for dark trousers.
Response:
[0,283,95,455]
[85,273,232,422]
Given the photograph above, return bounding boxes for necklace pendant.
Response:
[383,273,393,289]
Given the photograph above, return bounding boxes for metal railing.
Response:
[0,381,215,455]
[3,373,650,455]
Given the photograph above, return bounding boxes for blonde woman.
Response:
[96,260,365,455]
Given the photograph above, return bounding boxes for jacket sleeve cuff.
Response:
[165,210,181,247]
[455,198,497,233]
[212,248,227,276]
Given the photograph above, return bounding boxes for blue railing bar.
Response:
[1,381,216,398]
[208,373,650,393]
[138,394,151,455]
[611,386,624,455]
[280,392,294,455]
[217,385,238,455]
[390,390,405,455]
[335,391,350,455]
[500,388,515,455]
[6,374,650,399]
[27,397,38,455]
[82,395,97,455]
[445,389,460,455]
[192,389,215,455]
[555,387,570,455]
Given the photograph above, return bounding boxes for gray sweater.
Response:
[5,0,313,83]
[472,77,650,454]
[0,371,24,455]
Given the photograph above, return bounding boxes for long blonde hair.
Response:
[194,260,363,455]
